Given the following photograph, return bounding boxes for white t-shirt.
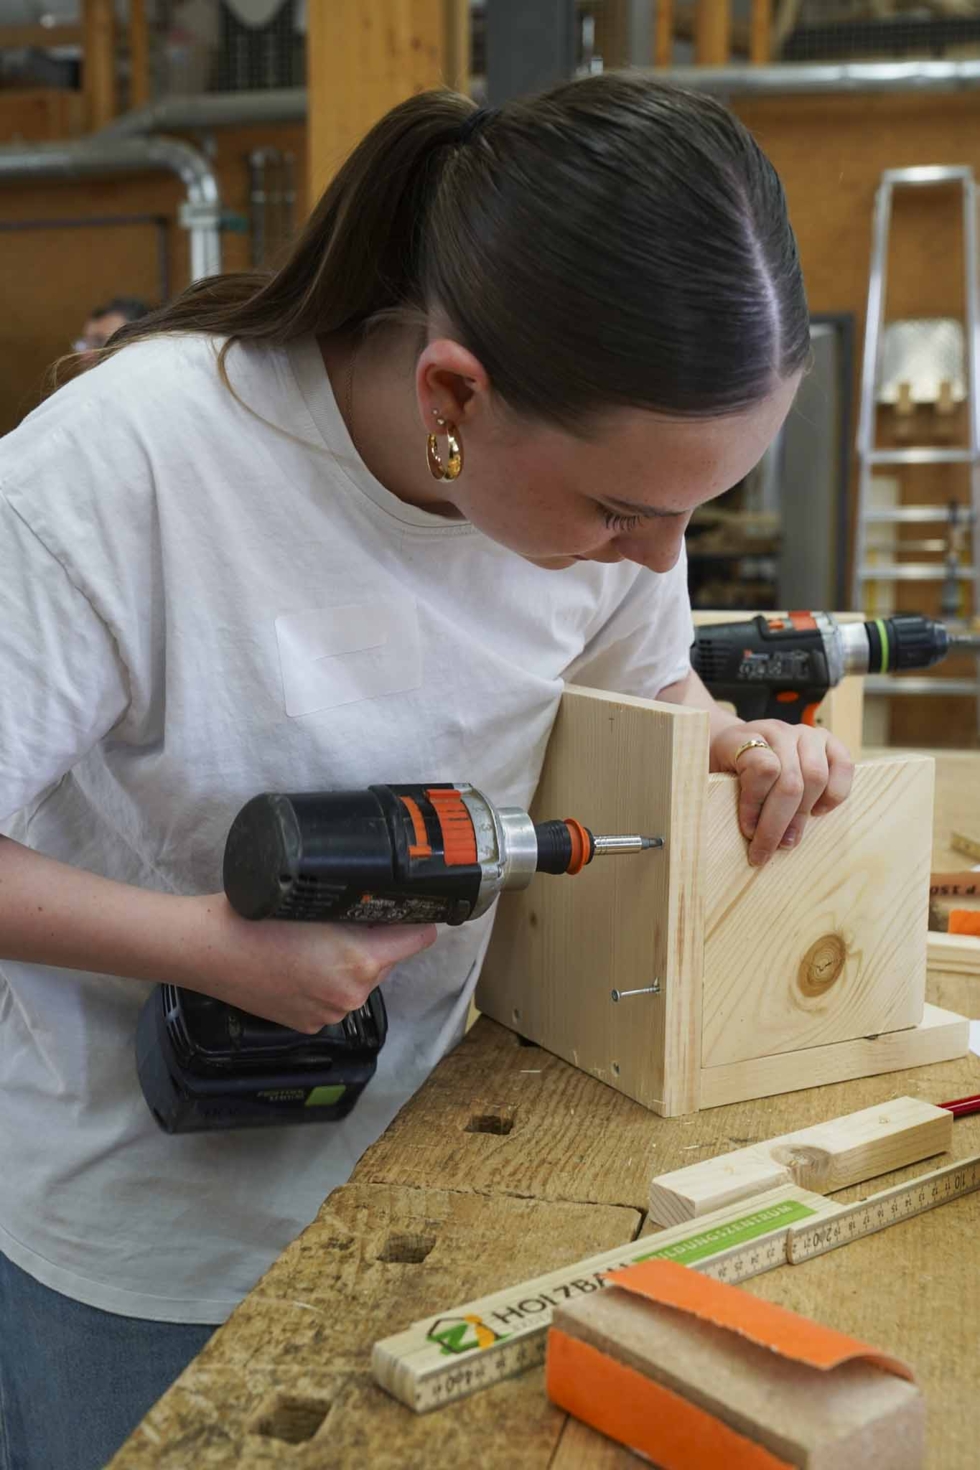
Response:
[0,333,694,1323]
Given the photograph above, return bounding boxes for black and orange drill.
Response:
[136,783,660,1135]
[692,610,957,725]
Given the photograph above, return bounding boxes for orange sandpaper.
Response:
[949,909,980,936]
[546,1260,916,1467]
[606,1258,914,1381]
[548,1329,795,1470]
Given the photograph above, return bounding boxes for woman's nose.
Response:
[615,527,685,573]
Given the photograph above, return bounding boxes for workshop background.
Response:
[2,0,980,757]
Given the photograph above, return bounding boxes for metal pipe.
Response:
[248,147,268,269]
[99,86,306,137]
[248,146,286,268]
[268,148,285,262]
[94,59,980,138]
[282,150,296,245]
[654,58,980,94]
[0,135,222,282]
[626,0,654,65]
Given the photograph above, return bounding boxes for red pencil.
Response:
[939,1093,980,1119]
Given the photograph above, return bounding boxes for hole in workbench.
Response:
[466,1114,514,1136]
[378,1232,436,1264]
[248,1394,330,1444]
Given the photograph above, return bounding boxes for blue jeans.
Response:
[0,1249,215,1470]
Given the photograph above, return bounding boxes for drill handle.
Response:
[709,684,781,724]
[711,684,817,725]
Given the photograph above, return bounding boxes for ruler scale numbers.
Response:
[375,1153,980,1412]
[788,1155,980,1263]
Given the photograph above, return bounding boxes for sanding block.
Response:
[546,1258,923,1469]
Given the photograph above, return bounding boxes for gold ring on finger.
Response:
[732,737,773,765]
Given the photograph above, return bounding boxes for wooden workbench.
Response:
[109,966,980,1469]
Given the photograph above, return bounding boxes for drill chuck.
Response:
[854,614,949,675]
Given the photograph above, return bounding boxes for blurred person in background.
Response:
[73,297,152,366]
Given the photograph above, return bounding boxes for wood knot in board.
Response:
[798,933,847,998]
[769,1142,831,1187]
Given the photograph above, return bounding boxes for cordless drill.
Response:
[136,783,659,1134]
[692,610,965,724]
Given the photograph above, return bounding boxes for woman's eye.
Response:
[601,509,643,533]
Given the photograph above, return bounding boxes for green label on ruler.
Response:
[634,1198,820,1267]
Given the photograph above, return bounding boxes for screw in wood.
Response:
[610,981,661,1002]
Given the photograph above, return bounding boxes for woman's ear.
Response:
[415,338,490,430]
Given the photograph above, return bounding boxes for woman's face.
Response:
[419,349,800,573]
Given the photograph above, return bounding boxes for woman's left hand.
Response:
[710,720,854,867]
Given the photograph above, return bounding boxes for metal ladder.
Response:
[852,166,980,709]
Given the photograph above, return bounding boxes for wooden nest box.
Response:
[476,687,968,1115]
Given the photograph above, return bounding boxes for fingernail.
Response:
[780,830,798,848]
[748,851,769,868]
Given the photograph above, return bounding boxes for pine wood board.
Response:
[477,685,710,1116]
[928,931,980,979]
[700,1005,968,1110]
[649,1096,953,1226]
[479,688,938,1118]
[702,757,933,1069]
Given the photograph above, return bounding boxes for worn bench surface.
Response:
[108,959,979,1470]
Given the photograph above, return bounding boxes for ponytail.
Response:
[57,76,809,422]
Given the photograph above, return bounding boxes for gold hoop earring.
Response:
[426,422,463,481]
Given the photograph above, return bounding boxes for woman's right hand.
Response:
[183,894,438,1032]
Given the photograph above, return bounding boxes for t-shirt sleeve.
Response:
[564,544,695,699]
[0,489,129,824]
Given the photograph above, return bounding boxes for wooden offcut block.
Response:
[648,1095,953,1226]
[928,929,980,979]
[547,1259,924,1469]
[476,686,968,1116]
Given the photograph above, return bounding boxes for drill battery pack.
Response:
[136,983,387,1134]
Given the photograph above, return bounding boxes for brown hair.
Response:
[57,74,809,424]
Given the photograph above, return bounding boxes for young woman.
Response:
[0,75,852,1469]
